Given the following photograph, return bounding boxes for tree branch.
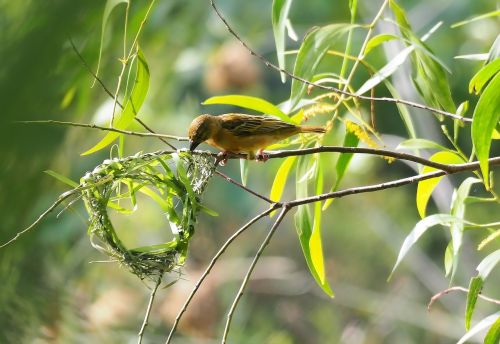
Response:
[221,206,289,344]
[208,0,471,123]
[214,170,275,203]
[138,272,163,344]
[165,206,277,344]
[428,286,500,311]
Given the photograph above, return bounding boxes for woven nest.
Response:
[80,150,216,280]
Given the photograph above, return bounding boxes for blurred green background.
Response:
[0,0,499,343]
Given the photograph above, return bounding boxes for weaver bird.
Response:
[188,113,325,162]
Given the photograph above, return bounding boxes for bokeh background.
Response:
[1,0,499,343]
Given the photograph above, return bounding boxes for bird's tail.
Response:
[299,125,326,134]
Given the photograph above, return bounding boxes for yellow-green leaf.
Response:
[203,95,291,123]
[270,156,296,202]
[417,151,464,218]
[469,57,500,94]
[82,47,149,155]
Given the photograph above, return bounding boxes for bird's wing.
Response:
[220,114,296,136]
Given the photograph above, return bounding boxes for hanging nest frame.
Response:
[80,150,216,280]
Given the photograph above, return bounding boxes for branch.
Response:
[428,286,500,311]
[214,170,275,203]
[165,206,277,344]
[16,120,188,142]
[208,0,472,123]
[221,206,289,344]
[138,272,163,344]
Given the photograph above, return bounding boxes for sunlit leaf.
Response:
[239,159,249,186]
[270,156,297,202]
[272,0,293,82]
[364,34,399,55]
[389,214,462,280]
[290,24,356,108]
[476,249,500,280]
[457,312,500,344]
[454,54,489,61]
[295,156,333,296]
[444,242,453,276]
[82,48,149,155]
[451,10,500,28]
[484,315,500,344]
[448,177,482,281]
[469,57,500,94]
[203,95,291,123]
[416,151,464,218]
[397,138,449,151]
[199,204,219,217]
[487,34,500,64]
[471,72,500,189]
[465,276,483,331]
[93,0,129,87]
[44,170,79,188]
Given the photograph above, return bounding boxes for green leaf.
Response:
[290,24,355,109]
[323,127,359,210]
[203,95,292,123]
[484,315,500,344]
[272,0,293,82]
[82,48,149,155]
[44,170,79,188]
[364,34,399,55]
[239,159,249,186]
[444,242,453,276]
[93,0,129,87]
[476,249,500,280]
[397,138,449,151]
[472,72,500,189]
[270,156,296,202]
[469,58,500,94]
[295,156,333,296]
[457,312,500,344]
[451,10,500,28]
[416,151,464,218]
[199,204,219,217]
[465,276,484,331]
[487,34,500,64]
[449,177,482,281]
[389,214,462,280]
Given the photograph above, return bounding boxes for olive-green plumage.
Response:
[188,113,325,159]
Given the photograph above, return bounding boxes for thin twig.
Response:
[16,120,188,142]
[165,206,277,344]
[208,0,471,123]
[138,272,164,344]
[428,286,500,311]
[221,206,289,343]
[0,189,79,248]
[215,170,275,203]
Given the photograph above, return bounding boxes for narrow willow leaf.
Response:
[323,128,359,210]
[449,177,482,281]
[385,81,417,139]
[44,170,79,188]
[139,186,169,212]
[469,58,500,94]
[290,24,356,109]
[82,48,149,155]
[203,95,291,123]
[107,201,135,214]
[272,0,293,82]
[472,72,500,189]
[270,156,297,202]
[487,34,500,64]
[454,54,490,61]
[364,34,399,55]
[199,204,219,217]
[444,242,453,276]
[389,214,461,280]
[465,276,484,331]
[310,160,332,294]
[457,312,500,344]
[239,159,249,186]
[295,156,333,296]
[476,249,500,280]
[484,315,500,344]
[93,0,129,87]
[451,10,500,28]
[416,151,464,218]
[478,230,500,250]
[396,138,449,151]
[454,101,469,141]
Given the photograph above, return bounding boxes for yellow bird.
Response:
[188,113,325,161]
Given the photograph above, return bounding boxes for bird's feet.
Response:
[256,149,269,162]
[216,151,229,166]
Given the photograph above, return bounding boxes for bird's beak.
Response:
[189,140,200,151]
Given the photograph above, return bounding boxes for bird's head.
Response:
[188,114,217,151]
